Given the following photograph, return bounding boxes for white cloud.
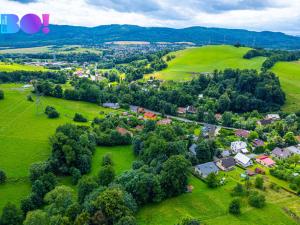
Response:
[1,0,300,35]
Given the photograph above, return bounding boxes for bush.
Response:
[97,165,115,186]
[255,176,264,190]
[206,173,219,188]
[231,183,245,196]
[248,191,266,208]
[73,113,87,122]
[27,95,34,102]
[102,154,113,166]
[229,198,241,215]
[0,169,7,184]
[0,89,4,99]
[45,106,59,118]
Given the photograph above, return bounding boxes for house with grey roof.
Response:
[271,147,292,160]
[195,162,219,178]
[103,102,120,109]
[216,157,236,171]
[285,146,300,155]
[221,150,231,158]
[234,153,252,168]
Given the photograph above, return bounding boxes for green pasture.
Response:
[0,83,115,210]
[148,45,265,81]
[271,61,300,112]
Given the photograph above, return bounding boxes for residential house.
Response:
[202,124,217,138]
[231,141,248,154]
[256,155,275,167]
[186,106,197,114]
[135,125,144,131]
[189,144,197,156]
[216,157,236,171]
[116,127,133,137]
[252,139,265,148]
[177,107,187,115]
[215,113,222,121]
[194,162,219,178]
[235,129,250,139]
[265,114,280,121]
[137,107,146,114]
[234,153,252,167]
[271,147,292,160]
[221,150,231,158]
[157,118,172,125]
[103,102,120,109]
[285,146,300,155]
[144,112,157,120]
[257,119,273,126]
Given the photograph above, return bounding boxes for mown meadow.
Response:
[0,83,117,210]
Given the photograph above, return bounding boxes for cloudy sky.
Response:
[1,0,300,35]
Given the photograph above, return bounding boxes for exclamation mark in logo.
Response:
[42,14,50,34]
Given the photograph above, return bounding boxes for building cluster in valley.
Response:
[192,114,300,179]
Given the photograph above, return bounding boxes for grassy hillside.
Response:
[149,45,265,81]
[137,169,300,225]
[271,61,300,112]
[0,83,116,210]
[0,62,45,72]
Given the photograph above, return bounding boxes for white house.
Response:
[234,153,252,167]
[285,146,300,155]
[231,141,248,154]
[265,114,280,121]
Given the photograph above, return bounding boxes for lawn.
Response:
[0,62,45,72]
[147,45,265,81]
[271,61,300,112]
[91,145,135,176]
[0,83,116,210]
[136,168,299,225]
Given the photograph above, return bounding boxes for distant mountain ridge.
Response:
[0,24,300,50]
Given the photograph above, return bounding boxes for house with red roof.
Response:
[144,112,157,120]
[116,127,133,137]
[235,129,250,138]
[177,107,187,115]
[157,118,172,125]
[256,155,275,167]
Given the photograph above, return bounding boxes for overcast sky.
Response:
[1,0,300,35]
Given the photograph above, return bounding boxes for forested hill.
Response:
[1,24,300,49]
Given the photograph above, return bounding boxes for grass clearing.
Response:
[271,61,300,112]
[147,45,265,81]
[0,83,116,210]
[91,145,135,176]
[0,46,52,54]
[137,167,299,225]
[0,62,45,72]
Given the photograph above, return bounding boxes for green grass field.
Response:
[0,62,45,72]
[91,145,135,176]
[0,46,52,54]
[271,61,300,112]
[0,83,116,210]
[137,168,300,225]
[148,45,265,81]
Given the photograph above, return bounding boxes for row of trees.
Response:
[243,48,300,70]
[35,68,286,118]
[0,71,67,84]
